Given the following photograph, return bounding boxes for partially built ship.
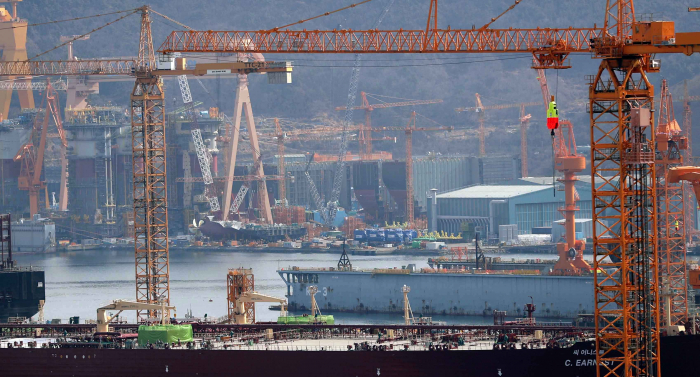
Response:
[196,218,307,242]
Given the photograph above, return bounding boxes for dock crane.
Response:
[229,291,287,324]
[14,81,68,215]
[455,94,540,158]
[160,0,700,374]
[96,299,175,333]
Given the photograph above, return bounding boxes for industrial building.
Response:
[428,178,592,239]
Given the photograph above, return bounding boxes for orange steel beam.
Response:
[159,28,603,58]
[655,79,688,327]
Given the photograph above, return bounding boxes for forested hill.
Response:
[15,0,700,174]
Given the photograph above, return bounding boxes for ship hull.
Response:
[279,270,594,319]
[0,270,45,322]
[0,336,697,377]
[199,221,306,242]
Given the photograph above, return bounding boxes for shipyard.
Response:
[2,0,700,376]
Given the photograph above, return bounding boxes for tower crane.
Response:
[655,79,688,327]
[159,1,700,374]
[374,112,451,226]
[335,92,442,156]
[0,5,293,321]
[455,95,540,158]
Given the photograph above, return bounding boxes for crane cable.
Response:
[551,70,560,197]
[0,8,140,31]
[27,9,140,61]
[269,0,373,31]
[479,0,526,30]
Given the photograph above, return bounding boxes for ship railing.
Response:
[0,266,42,272]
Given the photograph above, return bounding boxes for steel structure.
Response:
[177,74,220,212]
[681,83,698,241]
[13,81,66,215]
[655,79,688,327]
[0,0,34,117]
[220,67,273,223]
[589,59,659,377]
[227,268,255,324]
[335,92,442,156]
[456,95,539,158]
[131,8,170,321]
[157,1,700,375]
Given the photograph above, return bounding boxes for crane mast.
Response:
[655,79,688,327]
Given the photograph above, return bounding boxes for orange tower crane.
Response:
[8,0,694,373]
[335,92,442,156]
[455,95,540,158]
[655,79,688,327]
[0,5,293,320]
[668,166,700,296]
[374,112,451,226]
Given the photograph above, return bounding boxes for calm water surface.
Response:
[11,249,594,325]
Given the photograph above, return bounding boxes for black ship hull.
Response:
[198,220,306,242]
[0,270,45,322]
[0,335,697,377]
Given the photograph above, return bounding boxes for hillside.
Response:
[13,0,700,176]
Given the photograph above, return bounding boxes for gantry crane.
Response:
[455,94,539,158]
[655,79,688,327]
[13,81,67,216]
[335,92,442,156]
[0,0,34,118]
[220,54,278,223]
[159,1,700,374]
[0,6,292,320]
